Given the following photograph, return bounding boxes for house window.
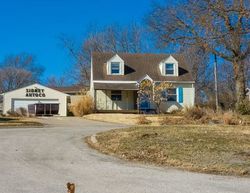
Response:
[167,88,177,101]
[165,63,174,75]
[111,90,122,101]
[111,62,120,74]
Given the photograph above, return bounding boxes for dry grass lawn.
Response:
[84,113,250,126]
[83,113,177,125]
[87,125,250,177]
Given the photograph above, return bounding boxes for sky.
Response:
[0,0,155,82]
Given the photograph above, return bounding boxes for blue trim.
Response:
[178,87,183,103]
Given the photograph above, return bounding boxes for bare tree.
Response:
[179,45,211,104]
[60,23,147,85]
[46,76,68,87]
[244,56,250,87]
[147,0,250,111]
[0,53,44,92]
[59,36,91,85]
[138,79,172,114]
[218,62,237,109]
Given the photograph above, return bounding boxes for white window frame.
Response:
[167,88,177,102]
[106,54,124,75]
[111,90,122,101]
[159,55,179,76]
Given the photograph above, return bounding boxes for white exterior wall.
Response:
[96,90,135,110]
[94,82,195,112]
[2,84,68,116]
[160,83,195,112]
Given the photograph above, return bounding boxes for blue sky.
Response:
[0,0,155,81]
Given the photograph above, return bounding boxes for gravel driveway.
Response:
[0,117,249,193]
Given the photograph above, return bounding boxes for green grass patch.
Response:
[88,125,250,177]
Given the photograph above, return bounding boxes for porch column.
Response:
[126,91,128,110]
[94,89,97,111]
[136,90,140,114]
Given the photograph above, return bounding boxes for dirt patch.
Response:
[87,125,250,177]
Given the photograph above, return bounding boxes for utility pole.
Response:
[214,54,219,111]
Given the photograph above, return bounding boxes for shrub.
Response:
[168,109,183,115]
[237,99,250,115]
[161,107,246,125]
[16,107,28,117]
[7,107,28,117]
[162,104,249,125]
[70,95,94,116]
[160,116,190,125]
[184,106,206,120]
[7,110,21,117]
[222,111,241,125]
[137,115,152,125]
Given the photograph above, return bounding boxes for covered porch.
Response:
[93,82,138,112]
[93,82,183,114]
[94,89,138,112]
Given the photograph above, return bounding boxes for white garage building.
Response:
[2,83,69,116]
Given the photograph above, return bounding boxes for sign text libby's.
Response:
[26,88,46,97]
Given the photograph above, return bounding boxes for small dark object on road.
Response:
[67,182,75,193]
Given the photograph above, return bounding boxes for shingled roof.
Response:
[92,52,194,82]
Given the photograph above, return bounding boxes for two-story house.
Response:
[90,52,195,112]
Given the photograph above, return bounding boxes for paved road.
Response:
[0,117,249,193]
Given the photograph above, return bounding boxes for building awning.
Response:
[94,83,138,90]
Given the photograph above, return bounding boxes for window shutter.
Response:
[178,87,183,103]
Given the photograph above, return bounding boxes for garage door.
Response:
[13,99,59,111]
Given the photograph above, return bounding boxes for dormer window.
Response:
[111,62,120,74]
[107,54,124,75]
[159,55,179,76]
[165,63,174,75]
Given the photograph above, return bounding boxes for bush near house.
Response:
[16,107,28,117]
[6,110,20,117]
[137,115,152,125]
[237,99,250,115]
[70,95,94,116]
[184,106,206,120]
[7,107,28,117]
[180,106,247,125]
